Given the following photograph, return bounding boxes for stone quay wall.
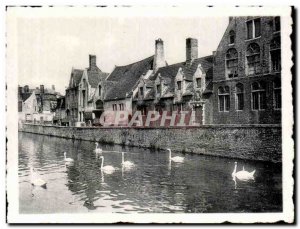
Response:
[19,123,282,162]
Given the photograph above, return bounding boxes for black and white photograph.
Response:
[6,6,294,224]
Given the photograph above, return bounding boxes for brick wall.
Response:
[20,124,282,162]
[213,16,281,124]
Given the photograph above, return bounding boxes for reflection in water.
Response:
[19,132,282,214]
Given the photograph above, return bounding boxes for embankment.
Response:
[19,123,282,162]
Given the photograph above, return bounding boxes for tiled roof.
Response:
[87,67,109,88]
[181,56,213,81]
[104,56,154,101]
[152,55,213,98]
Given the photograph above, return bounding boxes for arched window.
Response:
[218,86,230,112]
[246,43,261,75]
[98,85,102,96]
[270,37,281,72]
[274,78,281,109]
[229,30,235,44]
[226,48,238,78]
[235,83,244,110]
[252,81,266,110]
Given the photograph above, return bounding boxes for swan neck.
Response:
[233,164,237,175]
[101,157,104,168]
[169,150,171,159]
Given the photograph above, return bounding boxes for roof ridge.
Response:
[114,55,154,68]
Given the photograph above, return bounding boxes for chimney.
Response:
[229,16,234,23]
[24,85,29,93]
[89,55,97,69]
[186,38,198,62]
[18,86,23,95]
[52,85,55,91]
[40,85,44,94]
[153,38,166,72]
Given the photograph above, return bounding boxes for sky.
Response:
[16,9,228,94]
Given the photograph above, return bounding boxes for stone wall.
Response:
[19,123,282,162]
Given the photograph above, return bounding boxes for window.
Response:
[226,48,238,78]
[18,101,22,112]
[252,82,266,110]
[82,90,86,108]
[156,84,161,93]
[246,18,261,39]
[119,103,125,111]
[274,16,280,32]
[246,43,261,75]
[98,85,102,96]
[236,83,244,110]
[139,87,144,97]
[274,78,281,109]
[112,104,117,111]
[229,30,235,44]
[270,37,281,72]
[177,81,182,90]
[196,78,201,88]
[218,86,230,112]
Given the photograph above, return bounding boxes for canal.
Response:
[19,132,282,213]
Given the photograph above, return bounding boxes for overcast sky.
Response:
[16,11,228,94]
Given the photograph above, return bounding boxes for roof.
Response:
[69,69,84,88]
[19,92,32,102]
[181,56,213,81]
[104,56,154,101]
[87,67,109,88]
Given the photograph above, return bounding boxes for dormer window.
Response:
[139,87,144,97]
[156,84,161,93]
[229,30,235,44]
[177,81,182,90]
[98,85,102,96]
[196,78,201,88]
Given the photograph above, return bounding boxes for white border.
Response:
[6,5,294,224]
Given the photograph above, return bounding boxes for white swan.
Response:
[64,152,74,162]
[30,167,47,188]
[167,148,184,163]
[232,162,255,181]
[94,142,102,154]
[99,156,115,174]
[121,152,134,169]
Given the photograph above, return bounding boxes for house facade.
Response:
[132,38,214,126]
[53,95,67,126]
[103,55,155,125]
[212,16,281,124]
[18,85,59,124]
[77,55,109,126]
[65,68,84,126]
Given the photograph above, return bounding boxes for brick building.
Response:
[132,38,214,126]
[212,16,281,124]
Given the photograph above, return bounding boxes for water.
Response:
[19,132,282,214]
